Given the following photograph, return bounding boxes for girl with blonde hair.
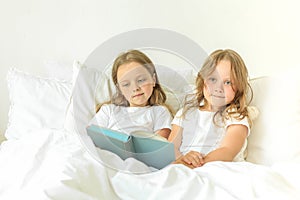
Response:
[91,49,172,139]
[169,49,256,168]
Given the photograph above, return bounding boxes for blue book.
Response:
[86,124,175,169]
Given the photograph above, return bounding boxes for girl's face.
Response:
[203,60,236,111]
[117,61,156,107]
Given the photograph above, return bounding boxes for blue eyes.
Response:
[120,78,147,88]
[137,78,146,83]
[207,77,232,85]
[121,83,130,87]
[208,77,217,83]
[224,80,232,85]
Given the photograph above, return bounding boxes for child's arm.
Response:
[156,128,171,139]
[168,124,183,159]
[174,124,248,168]
[154,106,173,139]
[203,124,248,163]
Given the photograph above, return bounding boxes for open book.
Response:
[86,124,175,169]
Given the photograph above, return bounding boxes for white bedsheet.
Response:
[0,128,299,200]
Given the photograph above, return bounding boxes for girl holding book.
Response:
[90,49,173,139]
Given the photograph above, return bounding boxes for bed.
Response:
[1,52,300,200]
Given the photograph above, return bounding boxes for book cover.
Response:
[86,124,175,169]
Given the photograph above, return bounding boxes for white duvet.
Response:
[0,128,299,200]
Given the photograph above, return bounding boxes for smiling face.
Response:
[203,59,236,111]
[117,61,156,107]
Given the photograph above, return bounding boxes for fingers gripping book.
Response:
[86,124,175,169]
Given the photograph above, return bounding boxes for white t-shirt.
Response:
[89,104,172,134]
[172,108,250,162]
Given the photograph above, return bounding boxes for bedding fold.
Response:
[0,128,299,200]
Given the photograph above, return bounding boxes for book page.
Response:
[130,131,167,142]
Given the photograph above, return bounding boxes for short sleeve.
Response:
[153,106,173,132]
[224,116,250,136]
[171,108,184,127]
[89,104,110,127]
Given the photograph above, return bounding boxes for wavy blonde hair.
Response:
[182,49,253,126]
[96,49,172,115]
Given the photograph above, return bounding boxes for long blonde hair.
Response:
[182,49,253,126]
[96,49,172,114]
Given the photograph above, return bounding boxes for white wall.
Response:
[1,0,300,134]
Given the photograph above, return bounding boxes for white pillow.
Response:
[247,68,300,165]
[156,66,197,114]
[6,68,72,140]
[64,61,111,134]
[63,61,111,157]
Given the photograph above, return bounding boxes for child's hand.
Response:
[173,151,205,168]
[172,157,196,169]
[181,151,205,167]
